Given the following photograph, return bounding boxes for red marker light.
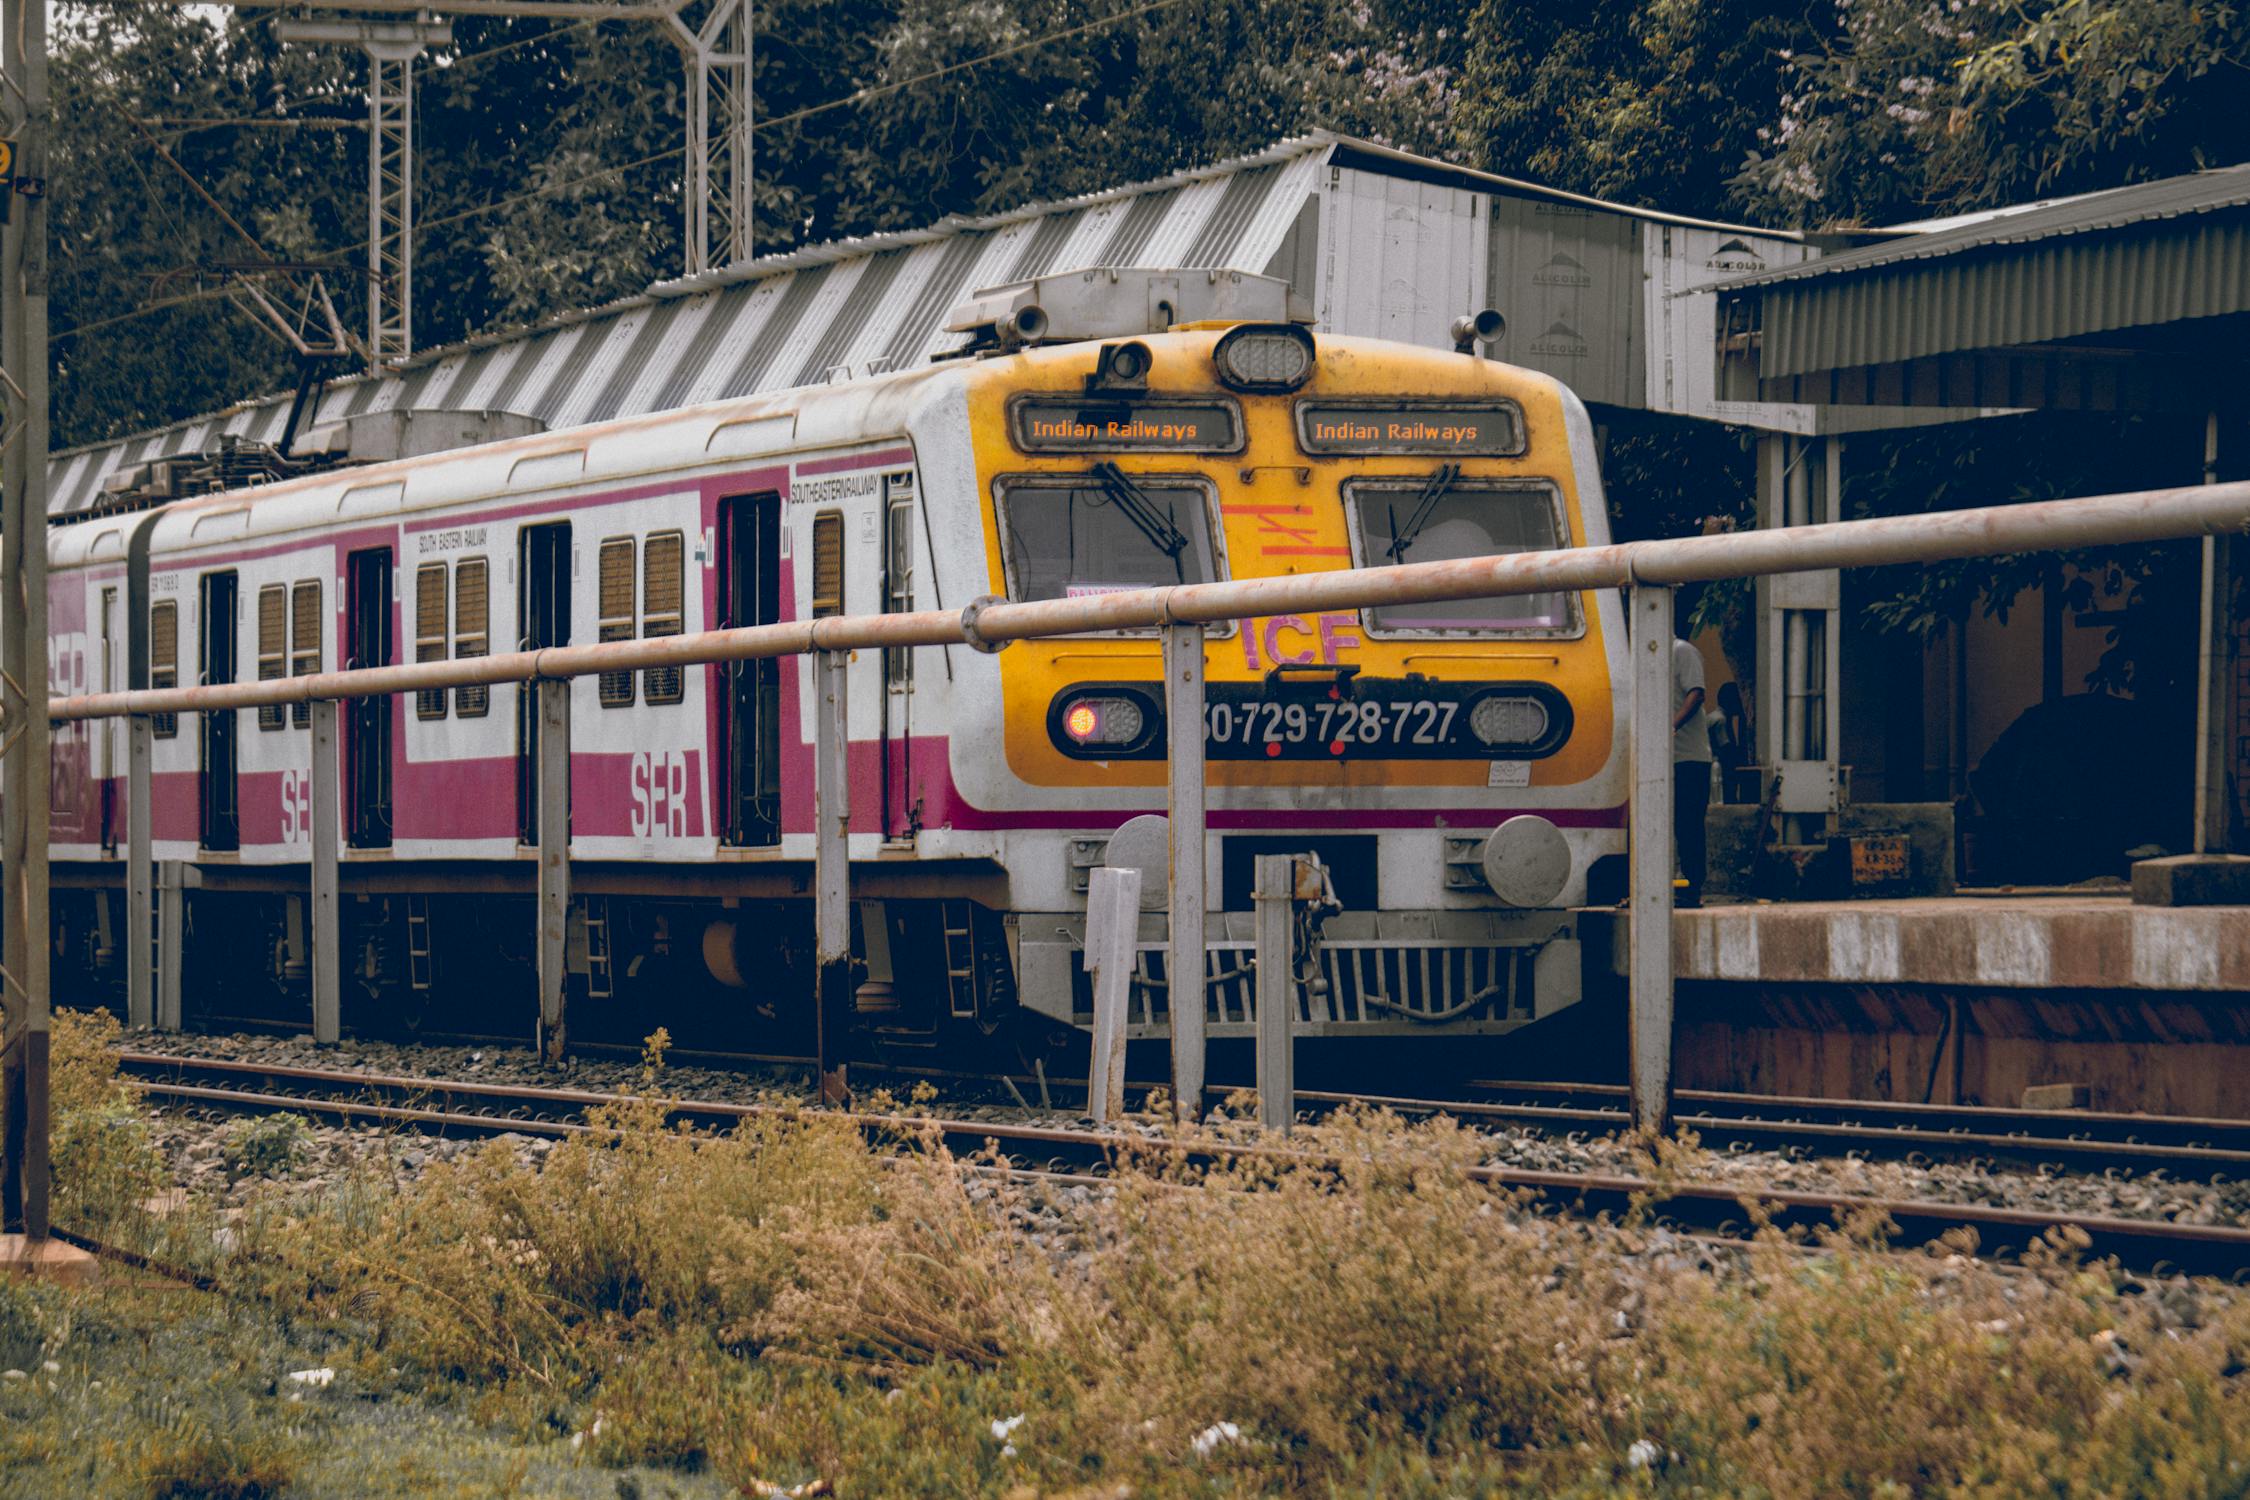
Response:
[1065,703,1100,742]
[1265,742,1282,758]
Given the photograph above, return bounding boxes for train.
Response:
[40,266,1628,1061]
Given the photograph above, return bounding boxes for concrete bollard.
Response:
[1083,865,1140,1125]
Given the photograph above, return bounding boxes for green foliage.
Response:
[1736,0,2250,227]
[220,1114,308,1181]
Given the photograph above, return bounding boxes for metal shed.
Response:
[51,131,1828,518]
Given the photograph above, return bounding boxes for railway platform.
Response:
[1667,894,2250,1118]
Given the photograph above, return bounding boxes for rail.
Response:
[42,476,2250,1131]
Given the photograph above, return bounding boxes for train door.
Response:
[879,472,917,840]
[197,570,240,851]
[99,585,119,852]
[716,494,780,846]
[345,548,394,848]
[515,522,571,845]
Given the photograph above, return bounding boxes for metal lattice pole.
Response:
[367,43,415,368]
[0,0,52,1242]
[668,0,752,273]
[275,21,449,372]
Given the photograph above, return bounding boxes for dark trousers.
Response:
[1674,761,1712,905]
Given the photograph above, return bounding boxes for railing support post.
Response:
[155,861,184,1033]
[813,649,851,1105]
[1083,865,1139,1126]
[535,678,571,1064]
[1163,621,1207,1122]
[125,714,153,1030]
[1252,853,1298,1135]
[310,700,341,1045]
[1629,584,1676,1133]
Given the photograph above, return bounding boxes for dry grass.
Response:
[40,1023,2250,1496]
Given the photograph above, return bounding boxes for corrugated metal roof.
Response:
[1718,164,2250,385]
[49,128,1816,516]
[1722,163,2250,290]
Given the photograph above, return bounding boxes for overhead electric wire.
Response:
[61,0,1187,348]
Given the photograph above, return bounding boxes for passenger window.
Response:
[150,599,179,739]
[290,581,321,728]
[453,559,490,718]
[598,536,637,708]
[810,512,844,618]
[1346,477,1574,635]
[642,531,685,706]
[415,563,450,721]
[256,585,287,731]
[996,471,1217,604]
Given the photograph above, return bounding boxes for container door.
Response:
[515,522,571,845]
[197,571,239,851]
[717,494,781,846]
[345,548,394,849]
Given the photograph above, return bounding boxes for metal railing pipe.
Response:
[46,478,2250,723]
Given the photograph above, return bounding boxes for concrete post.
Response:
[535,678,570,1063]
[1252,853,1298,1135]
[310,700,341,1045]
[155,861,184,1033]
[1083,865,1139,1126]
[125,715,153,1030]
[1629,585,1677,1133]
[1162,621,1207,1121]
[812,649,851,1105]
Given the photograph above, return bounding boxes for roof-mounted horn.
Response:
[944,267,1311,351]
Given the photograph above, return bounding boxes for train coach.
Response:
[41,267,1628,1058]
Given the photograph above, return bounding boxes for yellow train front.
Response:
[924,270,1628,1042]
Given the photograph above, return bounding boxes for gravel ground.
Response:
[122,1028,2250,1230]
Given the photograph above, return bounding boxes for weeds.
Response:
[30,1022,2250,1495]
[220,1114,308,1180]
[49,1007,165,1233]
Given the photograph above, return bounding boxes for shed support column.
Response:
[535,678,570,1064]
[1163,622,1207,1122]
[125,716,153,1030]
[310,701,341,1045]
[812,649,851,1106]
[1754,434,1843,841]
[2195,411,2241,856]
[1252,854,1297,1135]
[1629,585,1676,1134]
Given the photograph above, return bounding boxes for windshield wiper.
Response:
[1384,462,1461,564]
[1090,461,1190,561]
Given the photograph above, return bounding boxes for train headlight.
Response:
[1469,693,1550,749]
[1212,324,1315,393]
[1056,693,1148,749]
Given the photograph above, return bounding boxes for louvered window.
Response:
[642,530,685,705]
[290,581,320,728]
[256,585,287,731]
[150,599,179,739]
[454,558,490,718]
[598,536,636,708]
[415,564,449,721]
[811,512,844,618]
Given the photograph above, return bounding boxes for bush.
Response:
[220,1114,307,1180]
[49,1007,164,1233]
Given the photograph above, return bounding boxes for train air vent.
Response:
[944,268,1312,350]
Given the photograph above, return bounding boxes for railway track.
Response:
[116,1050,2250,1279]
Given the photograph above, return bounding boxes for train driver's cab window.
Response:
[996,471,1218,604]
[1346,477,1576,636]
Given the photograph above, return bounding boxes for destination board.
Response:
[1011,397,1242,453]
[1297,402,1524,457]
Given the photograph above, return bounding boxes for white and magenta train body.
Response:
[43,270,1629,1053]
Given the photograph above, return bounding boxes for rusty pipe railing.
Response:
[49,477,2250,723]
